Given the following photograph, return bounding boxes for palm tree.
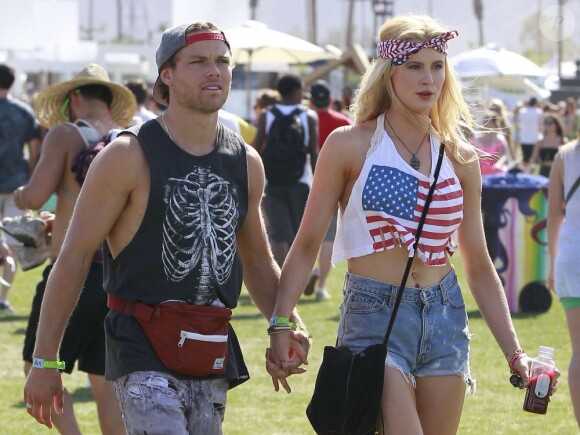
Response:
[473,0,484,47]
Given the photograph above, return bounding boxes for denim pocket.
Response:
[444,283,465,309]
[344,289,386,314]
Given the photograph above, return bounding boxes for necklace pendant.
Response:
[410,155,421,170]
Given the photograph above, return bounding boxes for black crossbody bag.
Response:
[306,142,446,435]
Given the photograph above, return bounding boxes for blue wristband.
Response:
[270,316,290,326]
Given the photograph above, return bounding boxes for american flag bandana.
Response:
[362,165,463,265]
[376,30,459,65]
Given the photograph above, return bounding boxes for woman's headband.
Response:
[376,30,458,65]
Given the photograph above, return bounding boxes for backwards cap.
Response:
[152,22,231,105]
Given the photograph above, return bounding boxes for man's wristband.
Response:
[32,357,66,370]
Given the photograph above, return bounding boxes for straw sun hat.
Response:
[34,63,136,129]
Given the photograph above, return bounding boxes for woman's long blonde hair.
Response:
[351,14,474,163]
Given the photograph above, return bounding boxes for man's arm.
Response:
[27,136,42,173]
[236,145,279,317]
[236,145,309,392]
[307,111,319,172]
[23,134,144,428]
[251,111,267,152]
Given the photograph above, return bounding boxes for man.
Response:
[23,21,308,433]
[518,96,544,168]
[308,80,352,300]
[218,108,257,143]
[124,78,157,125]
[252,74,319,269]
[0,63,42,314]
[15,63,136,434]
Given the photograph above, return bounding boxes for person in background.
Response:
[267,13,558,433]
[218,108,257,144]
[562,96,580,140]
[15,62,133,434]
[253,88,279,126]
[489,98,514,161]
[308,79,352,300]
[252,74,319,295]
[518,97,544,168]
[547,125,580,428]
[529,114,566,178]
[23,21,309,433]
[0,63,42,314]
[471,111,509,176]
[124,78,157,125]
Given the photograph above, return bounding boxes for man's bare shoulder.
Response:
[88,134,148,179]
[41,123,86,153]
[244,142,261,162]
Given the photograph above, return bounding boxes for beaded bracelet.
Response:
[509,348,527,373]
[267,325,295,335]
[267,324,313,339]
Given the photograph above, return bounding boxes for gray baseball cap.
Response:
[152,22,231,105]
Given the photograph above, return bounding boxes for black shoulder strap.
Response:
[566,175,580,206]
[382,142,446,345]
[270,106,283,118]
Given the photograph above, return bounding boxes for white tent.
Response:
[225,20,336,65]
[224,21,338,118]
[450,44,550,108]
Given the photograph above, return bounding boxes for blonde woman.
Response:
[267,14,558,433]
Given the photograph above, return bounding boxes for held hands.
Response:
[266,330,312,393]
[23,367,65,428]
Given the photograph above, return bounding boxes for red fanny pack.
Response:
[108,294,232,377]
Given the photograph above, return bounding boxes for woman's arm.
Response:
[528,139,542,172]
[267,126,356,383]
[454,152,530,381]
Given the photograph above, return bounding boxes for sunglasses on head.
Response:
[60,89,81,120]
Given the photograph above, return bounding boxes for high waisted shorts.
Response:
[337,269,475,392]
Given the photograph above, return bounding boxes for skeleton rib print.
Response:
[162,167,238,304]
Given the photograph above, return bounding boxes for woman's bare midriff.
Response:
[346,245,453,289]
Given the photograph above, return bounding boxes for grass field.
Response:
[0,255,577,434]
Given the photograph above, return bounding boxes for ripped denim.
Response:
[337,269,476,394]
[113,371,228,435]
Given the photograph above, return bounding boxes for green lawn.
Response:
[0,256,577,434]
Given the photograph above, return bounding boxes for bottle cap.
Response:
[538,346,554,357]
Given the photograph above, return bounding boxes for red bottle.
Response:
[523,346,555,414]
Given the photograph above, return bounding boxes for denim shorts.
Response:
[337,269,475,392]
[113,371,228,435]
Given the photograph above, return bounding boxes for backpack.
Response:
[70,120,120,186]
[261,106,307,184]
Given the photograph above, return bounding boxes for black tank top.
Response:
[104,120,248,308]
[539,147,559,163]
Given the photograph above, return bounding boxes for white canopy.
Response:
[451,44,546,79]
[224,20,337,65]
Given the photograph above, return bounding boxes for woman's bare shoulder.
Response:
[324,119,377,152]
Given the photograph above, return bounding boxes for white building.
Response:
[0,0,154,99]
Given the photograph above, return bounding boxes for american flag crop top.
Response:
[332,114,463,267]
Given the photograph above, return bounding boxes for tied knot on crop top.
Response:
[332,114,464,267]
